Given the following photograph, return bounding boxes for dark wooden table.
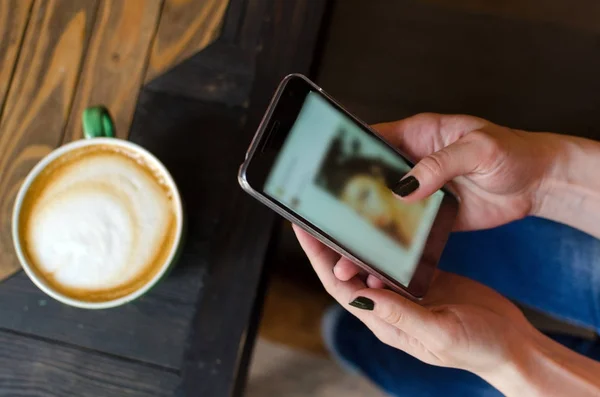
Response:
[0,0,328,395]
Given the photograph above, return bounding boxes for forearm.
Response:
[478,327,600,397]
[534,133,600,239]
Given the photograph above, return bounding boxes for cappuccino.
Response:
[17,144,178,302]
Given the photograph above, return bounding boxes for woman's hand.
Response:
[294,225,534,375]
[376,113,557,231]
[296,227,600,396]
[293,114,600,395]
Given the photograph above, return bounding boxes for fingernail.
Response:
[392,176,419,197]
[349,296,374,310]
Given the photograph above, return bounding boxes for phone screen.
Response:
[263,91,444,286]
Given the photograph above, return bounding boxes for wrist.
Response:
[531,132,600,238]
[476,325,600,397]
[474,325,541,396]
[528,132,570,219]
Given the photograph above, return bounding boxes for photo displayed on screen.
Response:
[264,92,444,286]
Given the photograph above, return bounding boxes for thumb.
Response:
[349,288,439,344]
[392,137,479,201]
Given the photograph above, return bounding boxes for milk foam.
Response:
[26,151,173,291]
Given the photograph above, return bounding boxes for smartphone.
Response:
[238,74,458,299]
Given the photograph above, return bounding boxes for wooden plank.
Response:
[218,0,246,44]
[0,330,179,396]
[143,42,256,107]
[0,272,194,369]
[63,0,162,142]
[0,0,34,116]
[126,87,261,395]
[317,0,600,140]
[144,0,230,82]
[0,0,98,281]
[424,0,600,34]
[126,91,247,305]
[178,0,329,394]
[144,0,267,106]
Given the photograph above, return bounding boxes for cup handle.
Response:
[82,106,115,139]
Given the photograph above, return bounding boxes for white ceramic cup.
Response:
[12,108,184,309]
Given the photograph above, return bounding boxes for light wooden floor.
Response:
[0,0,228,281]
[248,338,387,397]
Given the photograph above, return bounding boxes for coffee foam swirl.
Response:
[19,145,176,302]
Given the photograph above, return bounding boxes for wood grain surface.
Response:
[0,272,194,369]
[425,0,600,33]
[317,0,600,140]
[0,0,34,116]
[126,91,247,305]
[63,0,161,141]
[0,0,329,394]
[143,0,266,106]
[127,87,263,397]
[143,41,257,106]
[144,0,229,82]
[179,0,329,395]
[0,0,98,281]
[0,330,179,397]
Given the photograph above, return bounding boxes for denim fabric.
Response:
[325,217,600,396]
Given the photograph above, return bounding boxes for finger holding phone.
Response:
[240,75,600,396]
[297,113,600,396]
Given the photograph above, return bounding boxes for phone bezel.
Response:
[238,74,458,299]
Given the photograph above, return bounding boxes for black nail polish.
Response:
[392,176,419,197]
[349,296,374,311]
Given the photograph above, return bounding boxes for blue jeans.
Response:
[329,217,600,396]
